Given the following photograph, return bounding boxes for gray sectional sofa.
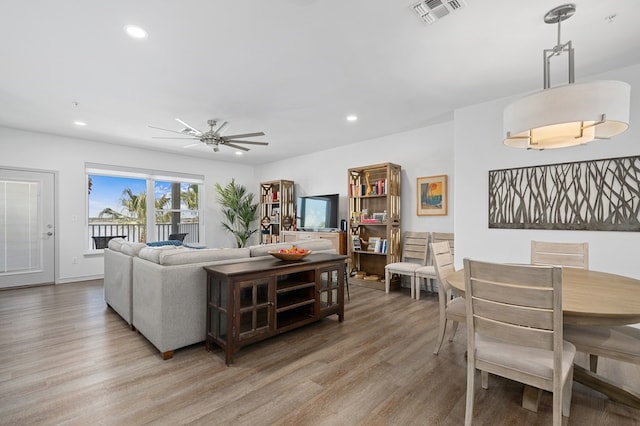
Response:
[103,238,336,360]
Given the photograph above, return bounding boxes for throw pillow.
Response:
[146,240,183,247]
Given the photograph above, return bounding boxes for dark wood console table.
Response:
[204,253,347,365]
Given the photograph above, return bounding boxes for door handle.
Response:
[45,232,53,236]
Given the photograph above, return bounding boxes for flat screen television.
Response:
[296,194,339,231]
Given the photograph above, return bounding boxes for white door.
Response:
[0,168,55,288]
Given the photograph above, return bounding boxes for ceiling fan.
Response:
[149,118,268,152]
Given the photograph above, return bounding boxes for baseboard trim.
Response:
[56,274,103,284]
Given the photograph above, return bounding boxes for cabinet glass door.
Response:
[318,266,341,311]
[208,276,230,342]
[238,278,270,339]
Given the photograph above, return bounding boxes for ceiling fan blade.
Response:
[223,140,269,146]
[214,121,229,136]
[175,118,203,136]
[221,132,265,139]
[179,128,200,136]
[223,142,250,151]
[149,125,192,136]
[183,142,203,148]
[152,136,200,140]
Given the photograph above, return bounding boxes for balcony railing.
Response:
[88,222,200,248]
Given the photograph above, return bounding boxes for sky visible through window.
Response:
[89,175,145,218]
[88,175,195,218]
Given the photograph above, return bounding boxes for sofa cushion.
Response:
[147,240,183,247]
[158,247,250,266]
[107,237,146,256]
[107,237,126,251]
[249,242,293,257]
[120,242,147,256]
[293,239,335,252]
[138,245,180,263]
[183,243,207,249]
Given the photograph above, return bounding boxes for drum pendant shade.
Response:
[503,4,631,150]
[504,80,631,149]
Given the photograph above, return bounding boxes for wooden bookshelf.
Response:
[259,180,294,244]
[347,163,401,290]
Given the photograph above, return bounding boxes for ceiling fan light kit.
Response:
[503,3,631,150]
[150,118,268,153]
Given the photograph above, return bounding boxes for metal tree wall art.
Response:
[488,156,640,231]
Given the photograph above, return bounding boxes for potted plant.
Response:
[214,179,259,248]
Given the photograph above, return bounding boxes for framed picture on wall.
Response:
[417,175,448,216]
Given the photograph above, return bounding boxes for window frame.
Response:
[85,163,204,251]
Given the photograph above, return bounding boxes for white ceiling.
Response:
[1,0,639,165]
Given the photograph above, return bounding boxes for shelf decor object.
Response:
[268,249,312,261]
[417,175,447,216]
[503,4,630,150]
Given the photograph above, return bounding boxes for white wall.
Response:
[0,127,254,283]
[255,120,455,234]
[454,63,640,279]
[5,63,636,283]
[0,120,456,284]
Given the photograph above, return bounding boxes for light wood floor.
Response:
[1,280,639,425]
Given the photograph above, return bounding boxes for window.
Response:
[86,164,203,249]
[153,181,199,242]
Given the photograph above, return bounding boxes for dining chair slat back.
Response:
[531,241,589,269]
[431,240,465,354]
[400,232,430,262]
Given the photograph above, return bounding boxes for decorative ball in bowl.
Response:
[268,248,312,261]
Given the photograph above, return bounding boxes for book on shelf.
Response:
[350,179,388,197]
[368,237,380,252]
[377,179,386,195]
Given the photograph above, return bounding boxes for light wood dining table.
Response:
[446,267,640,410]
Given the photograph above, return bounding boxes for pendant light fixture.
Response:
[503,4,631,150]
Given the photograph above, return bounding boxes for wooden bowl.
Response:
[268,249,312,261]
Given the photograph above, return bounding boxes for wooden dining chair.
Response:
[415,232,454,299]
[463,258,575,426]
[531,241,589,269]
[564,324,640,373]
[530,241,640,375]
[384,232,430,298]
[430,241,465,354]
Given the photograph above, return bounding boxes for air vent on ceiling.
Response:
[412,0,467,24]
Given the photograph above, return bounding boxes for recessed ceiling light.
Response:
[346,115,358,122]
[124,25,148,39]
[74,121,87,126]
[235,151,243,156]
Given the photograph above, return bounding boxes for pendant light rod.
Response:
[543,4,576,89]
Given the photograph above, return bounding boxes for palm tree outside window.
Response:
[87,171,201,247]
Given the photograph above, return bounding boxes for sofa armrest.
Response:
[104,248,134,325]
